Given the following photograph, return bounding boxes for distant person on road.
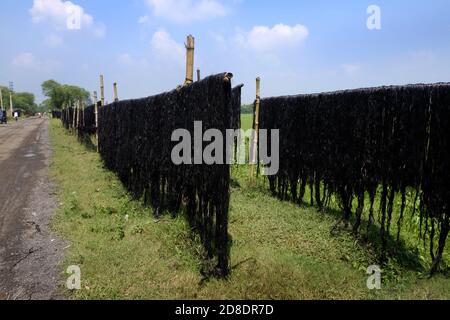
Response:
[14,111,19,122]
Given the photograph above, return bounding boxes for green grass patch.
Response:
[49,119,450,300]
[241,114,253,131]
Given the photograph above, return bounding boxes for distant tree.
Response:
[241,104,254,114]
[41,80,65,110]
[14,92,37,115]
[0,86,11,109]
[39,99,52,113]
[0,86,37,115]
[41,80,91,110]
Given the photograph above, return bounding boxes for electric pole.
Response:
[9,81,14,117]
[0,87,3,111]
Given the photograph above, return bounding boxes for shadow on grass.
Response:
[320,206,424,272]
[244,175,425,273]
[77,133,97,152]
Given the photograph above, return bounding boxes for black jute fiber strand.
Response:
[59,73,237,277]
[232,84,244,131]
[52,111,62,119]
[259,83,450,274]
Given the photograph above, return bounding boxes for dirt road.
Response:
[0,117,65,300]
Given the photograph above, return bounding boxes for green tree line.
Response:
[241,104,254,114]
[0,86,38,115]
[41,80,91,111]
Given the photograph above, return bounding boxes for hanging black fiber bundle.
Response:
[98,73,234,276]
[259,83,450,273]
[52,111,62,119]
[61,107,74,129]
[231,84,244,130]
[78,104,97,135]
[60,104,97,138]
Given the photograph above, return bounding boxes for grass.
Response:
[49,118,450,300]
[241,114,253,131]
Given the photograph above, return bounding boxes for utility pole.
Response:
[0,87,3,110]
[9,82,14,117]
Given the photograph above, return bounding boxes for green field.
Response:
[49,118,450,300]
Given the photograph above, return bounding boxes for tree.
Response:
[241,104,254,114]
[0,86,11,110]
[41,80,91,110]
[41,80,65,110]
[0,86,37,115]
[14,92,37,114]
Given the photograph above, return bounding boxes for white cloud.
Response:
[209,31,225,44]
[30,0,105,37]
[46,33,64,47]
[234,23,309,52]
[151,30,184,65]
[342,64,361,75]
[12,52,59,71]
[408,50,435,61]
[138,15,150,24]
[92,23,106,38]
[117,53,134,65]
[145,0,228,23]
[12,53,36,67]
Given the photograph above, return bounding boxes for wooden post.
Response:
[100,75,105,106]
[77,101,82,134]
[184,35,195,85]
[197,69,201,82]
[250,77,261,183]
[93,91,99,152]
[0,88,3,110]
[113,82,119,102]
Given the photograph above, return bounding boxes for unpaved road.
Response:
[0,117,65,300]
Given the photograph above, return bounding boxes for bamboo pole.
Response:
[113,82,119,102]
[250,77,261,183]
[77,101,80,132]
[93,91,99,152]
[77,101,82,134]
[197,69,201,82]
[184,35,195,85]
[100,75,105,106]
[72,101,77,132]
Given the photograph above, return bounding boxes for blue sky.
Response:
[1,0,450,104]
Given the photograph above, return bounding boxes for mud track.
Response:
[0,118,65,300]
